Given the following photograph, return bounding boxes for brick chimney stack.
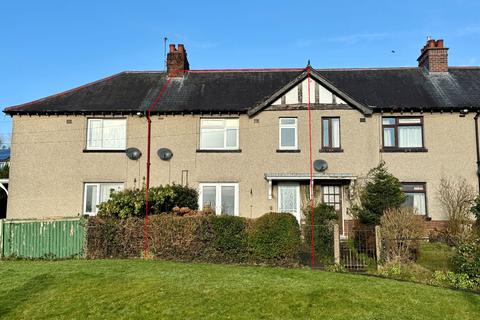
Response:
[417,38,449,72]
[166,44,189,77]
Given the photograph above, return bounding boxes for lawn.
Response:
[0,260,479,320]
[417,242,455,271]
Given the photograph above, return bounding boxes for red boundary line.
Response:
[143,67,308,256]
[307,67,315,269]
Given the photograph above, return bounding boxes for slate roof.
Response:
[3,67,480,115]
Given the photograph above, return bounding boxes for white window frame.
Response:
[199,118,239,150]
[277,182,301,223]
[198,183,239,216]
[86,118,127,150]
[278,118,298,150]
[83,182,124,215]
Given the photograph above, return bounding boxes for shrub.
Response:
[86,213,302,266]
[249,212,302,265]
[209,215,249,262]
[303,203,337,265]
[350,161,405,225]
[380,208,424,263]
[451,238,480,279]
[97,184,199,218]
[430,271,479,290]
[470,195,480,235]
[437,177,476,245]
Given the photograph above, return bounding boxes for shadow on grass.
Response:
[0,273,54,317]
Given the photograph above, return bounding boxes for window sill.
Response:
[319,148,344,153]
[380,147,428,153]
[196,149,242,153]
[276,149,301,153]
[83,149,126,153]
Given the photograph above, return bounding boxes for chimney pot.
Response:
[169,44,176,53]
[435,39,444,48]
[178,44,185,53]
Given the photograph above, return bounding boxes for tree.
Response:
[438,176,476,244]
[0,163,8,179]
[351,161,406,225]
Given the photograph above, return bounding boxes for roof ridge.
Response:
[3,71,127,112]
[316,67,419,71]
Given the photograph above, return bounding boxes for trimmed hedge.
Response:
[86,212,301,266]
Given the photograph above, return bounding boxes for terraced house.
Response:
[4,39,480,234]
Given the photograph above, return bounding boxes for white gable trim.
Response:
[247,68,372,116]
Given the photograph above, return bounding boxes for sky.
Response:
[1,0,480,148]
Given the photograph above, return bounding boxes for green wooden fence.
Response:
[0,218,85,259]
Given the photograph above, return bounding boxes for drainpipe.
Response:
[143,78,173,257]
[143,109,152,257]
[475,112,480,192]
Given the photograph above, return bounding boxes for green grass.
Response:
[0,260,479,319]
[417,242,455,271]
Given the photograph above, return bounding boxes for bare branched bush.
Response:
[437,177,476,245]
[381,208,424,263]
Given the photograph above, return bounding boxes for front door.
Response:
[278,183,301,223]
[321,185,343,233]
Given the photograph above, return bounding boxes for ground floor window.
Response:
[83,182,124,215]
[199,183,239,216]
[321,185,341,212]
[278,183,300,222]
[401,183,427,215]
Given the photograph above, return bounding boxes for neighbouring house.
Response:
[0,149,9,218]
[0,149,9,169]
[3,39,480,234]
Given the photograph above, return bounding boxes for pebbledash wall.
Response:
[6,108,478,225]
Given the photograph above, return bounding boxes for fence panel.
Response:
[1,218,85,259]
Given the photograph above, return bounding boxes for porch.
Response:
[265,172,356,235]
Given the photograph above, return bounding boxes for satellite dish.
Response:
[126,147,142,160]
[313,159,328,172]
[157,148,173,161]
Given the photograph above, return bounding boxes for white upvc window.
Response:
[279,118,298,150]
[83,182,124,215]
[86,118,127,150]
[199,118,239,150]
[198,183,239,216]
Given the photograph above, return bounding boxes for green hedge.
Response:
[86,212,301,266]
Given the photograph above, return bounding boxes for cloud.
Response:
[328,32,390,45]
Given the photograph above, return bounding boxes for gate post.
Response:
[333,223,340,264]
[375,225,381,268]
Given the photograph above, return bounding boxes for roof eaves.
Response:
[2,71,127,115]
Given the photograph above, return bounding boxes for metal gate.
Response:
[339,228,379,271]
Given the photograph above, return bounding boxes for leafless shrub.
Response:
[437,177,476,245]
[381,208,424,263]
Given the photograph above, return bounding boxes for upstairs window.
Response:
[87,118,126,150]
[279,118,298,150]
[83,182,124,215]
[401,183,427,215]
[200,119,239,150]
[382,117,423,149]
[322,117,341,149]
